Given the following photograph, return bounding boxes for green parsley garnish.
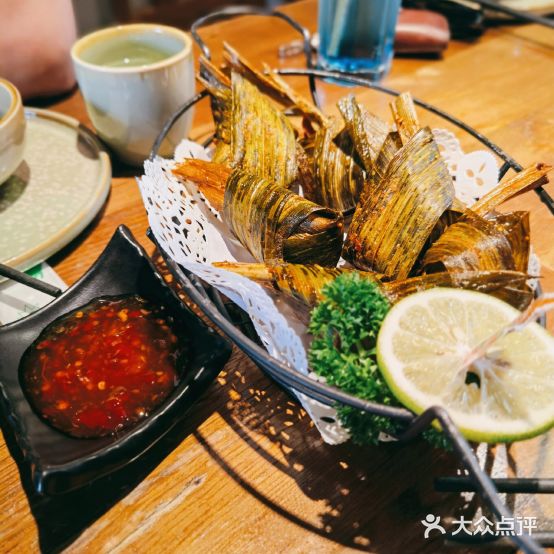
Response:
[308,273,449,449]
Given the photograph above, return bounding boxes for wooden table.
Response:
[1,1,553,552]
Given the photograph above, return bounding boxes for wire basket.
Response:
[147,7,554,553]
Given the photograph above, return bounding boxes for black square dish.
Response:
[0,226,231,495]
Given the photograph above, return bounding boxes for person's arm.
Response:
[0,0,77,99]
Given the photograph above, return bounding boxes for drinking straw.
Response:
[328,0,355,57]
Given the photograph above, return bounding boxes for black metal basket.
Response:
[148,7,554,553]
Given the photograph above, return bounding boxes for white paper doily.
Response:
[137,131,538,445]
[432,129,499,206]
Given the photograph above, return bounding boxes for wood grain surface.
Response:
[1,1,553,553]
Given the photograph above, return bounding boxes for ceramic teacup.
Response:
[71,24,195,166]
[0,78,26,185]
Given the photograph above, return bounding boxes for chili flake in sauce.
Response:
[21,295,186,438]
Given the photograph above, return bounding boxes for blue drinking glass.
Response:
[318,0,401,81]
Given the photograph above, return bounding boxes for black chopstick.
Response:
[435,476,554,494]
[0,263,63,298]
[472,0,554,29]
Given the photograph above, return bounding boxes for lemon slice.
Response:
[376,288,554,442]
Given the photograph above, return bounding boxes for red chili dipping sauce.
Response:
[21,295,186,438]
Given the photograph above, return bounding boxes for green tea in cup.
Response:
[71,24,195,166]
[78,31,183,68]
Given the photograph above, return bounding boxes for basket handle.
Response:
[190,5,320,107]
[190,5,313,67]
